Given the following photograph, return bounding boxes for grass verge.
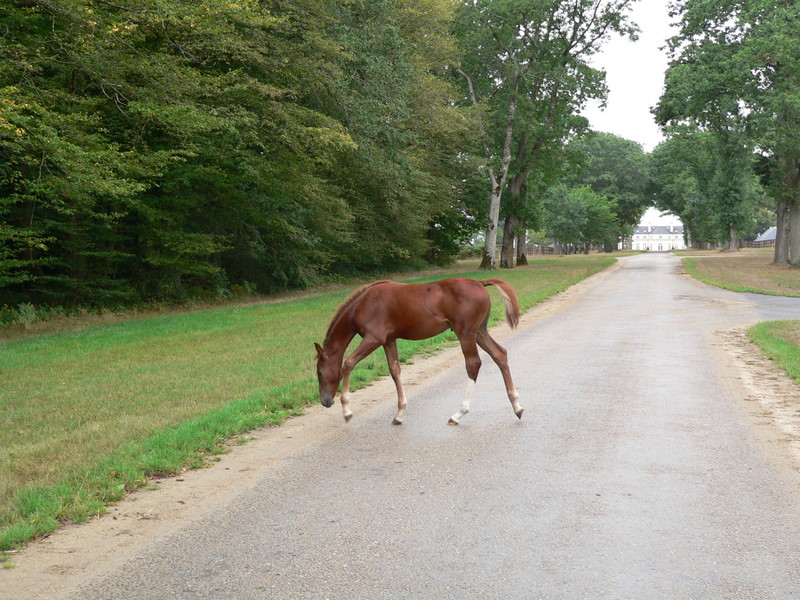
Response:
[748,321,800,385]
[678,248,800,410]
[1,256,613,551]
[681,249,800,297]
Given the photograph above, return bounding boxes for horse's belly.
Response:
[393,319,450,341]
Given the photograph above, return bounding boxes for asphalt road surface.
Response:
[5,253,800,599]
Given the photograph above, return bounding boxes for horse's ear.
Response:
[314,343,324,359]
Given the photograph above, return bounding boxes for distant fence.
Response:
[526,246,555,255]
[743,240,775,248]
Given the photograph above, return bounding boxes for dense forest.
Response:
[0,0,645,313]
[3,0,796,318]
[2,0,478,309]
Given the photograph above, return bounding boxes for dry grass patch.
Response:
[778,322,800,349]
[680,249,800,421]
[680,248,800,296]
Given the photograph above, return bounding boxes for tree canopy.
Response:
[1,0,475,310]
[558,132,650,250]
[2,0,658,316]
[453,0,638,268]
[656,0,800,263]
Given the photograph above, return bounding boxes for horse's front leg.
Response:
[384,340,407,425]
[449,336,481,425]
[340,337,382,423]
[449,379,476,425]
[339,373,354,423]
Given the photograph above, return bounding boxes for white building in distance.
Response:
[632,224,686,251]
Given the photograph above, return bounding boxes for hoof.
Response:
[515,408,524,420]
[447,418,459,426]
[344,413,353,423]
[392,418,403,425]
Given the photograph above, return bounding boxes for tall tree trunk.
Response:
[789,200,800,268]
[787,159,800,268]
[481,186,502,269]
[501,174,525,269]
[459,68,521,270]
[774,200,789,265]
[776,158,800,266]
[500,214,518,268]
[723,224,740,251]
[483,100,517,269]
[516,230,528,265]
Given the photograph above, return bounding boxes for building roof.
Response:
[633,225,684,235]
[755,227,776,242]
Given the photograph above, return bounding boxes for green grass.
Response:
[682,252,800,297]
[683,257,770,295]
[748,321,800,385]
[680,250,800,406]
[0,256,613,550]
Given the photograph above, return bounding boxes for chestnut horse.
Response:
[314,277,523,425]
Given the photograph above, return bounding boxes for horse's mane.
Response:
[323,280,392,344]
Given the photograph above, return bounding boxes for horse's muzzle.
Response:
[320,394,335,408]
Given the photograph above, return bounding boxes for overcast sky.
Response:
[582,1,676,153]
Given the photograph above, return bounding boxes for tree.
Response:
[0,0,357,305]
[542,184,616,253]
[650,127,763,249]
[561,132,650,251]
[453,0,638,269]
[324,0,475,273]
[651,130,720,248]
[0,0,476,310]
[657,0,800,265]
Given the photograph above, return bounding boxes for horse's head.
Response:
[314,343,340,408]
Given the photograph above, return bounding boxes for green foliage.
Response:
[657,0,800,256]
[452,0,638,266]
[650,127,763,247]
[0,0,477,309]
[563,132,651,234]
[749,321,800,385]
[543,184,617,250]
[320,0,476,274]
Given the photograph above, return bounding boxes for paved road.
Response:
[13,254,800,599]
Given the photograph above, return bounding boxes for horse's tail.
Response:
[481,279,520,329]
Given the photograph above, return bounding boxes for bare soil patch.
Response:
[717,327,800,465]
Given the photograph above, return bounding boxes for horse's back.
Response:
[408,277,492,331]
[353,278,490,341]
[429,277,491,320]
[388,277,489,311]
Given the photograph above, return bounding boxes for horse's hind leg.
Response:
[384,340,407,425]
[477,328,524,419]
[448,335,481,425]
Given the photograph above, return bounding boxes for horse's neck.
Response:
[324,313,357,360]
